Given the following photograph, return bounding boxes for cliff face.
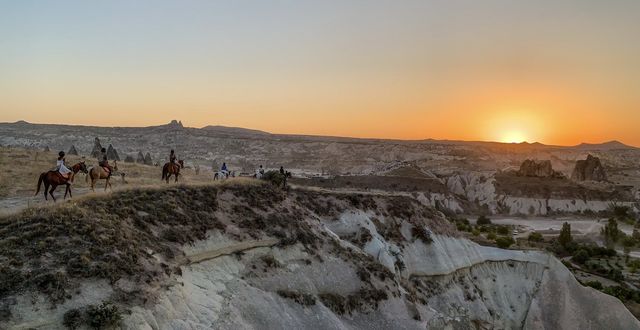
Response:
[0,183,637,329]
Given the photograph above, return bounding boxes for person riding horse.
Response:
[57,151,73,184]
[99,147,113,177]
[170,149,177,164]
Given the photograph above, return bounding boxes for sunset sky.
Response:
[1,1,639,146]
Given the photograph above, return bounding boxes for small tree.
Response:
[477,215,491,226]
[602,218,620,248]
[528,232,544,242]
[558,222,572,248]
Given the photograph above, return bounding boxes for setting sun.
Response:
[500,130,528,144]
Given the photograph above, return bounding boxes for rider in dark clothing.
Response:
[170,150,177,164]
[99,148,113,177]
[279,166,285,175]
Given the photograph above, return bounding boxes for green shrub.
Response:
[495,237,515,249]
[63,309,83,330]
[86,302,121,329]
[471,229,480,236]
[496,226,510,236]
[477,215,491,226]
[572,249,590,264]
[585,280,603,290]
[487,232,497,240]
[528,232,543,242]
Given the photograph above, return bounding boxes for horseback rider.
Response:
[279,166,285,175]
[221,162,228,175]
[170,149,177,164]
[56,151,73,183]
[256,165,265,179]
[99,147,113,177]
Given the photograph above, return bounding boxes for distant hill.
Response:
[201,125,270,136]
[572,140,636,151]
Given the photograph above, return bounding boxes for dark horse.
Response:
[35,162,88,201]
[162,160,184,183]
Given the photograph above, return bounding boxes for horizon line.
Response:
[2,119,637,149]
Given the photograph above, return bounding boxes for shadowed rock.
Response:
[571,154,607,182]
[106,144,120,161]
[517,159,563,178]
[124,154,134,163]
[90,137,103,159]
[67,145,78,156]
[144,152,153,166]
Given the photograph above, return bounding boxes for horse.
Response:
[162,160,184,183]
[213,170,231,181]
[86,161,119,192]
[35,161,88,201]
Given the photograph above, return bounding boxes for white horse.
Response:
[214,170,234,180]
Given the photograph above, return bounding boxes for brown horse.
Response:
[35,162,88,201]
[162,160,184,183]
[86,161,119,192]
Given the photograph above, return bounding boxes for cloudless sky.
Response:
[1,1,639,145]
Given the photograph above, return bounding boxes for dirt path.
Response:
[0,187,94,216]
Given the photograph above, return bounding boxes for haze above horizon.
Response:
[1,1,639,145]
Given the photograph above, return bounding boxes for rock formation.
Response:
[43,145,50,152]
[571,154,607,182]
[124,154,135,163]
[106,144,120,161]
[1,185,638,329]
[517,159,563,178]
[136,151,145,164]
[144,152,153,165]
[67,145,78,156]
[90,137,103,159]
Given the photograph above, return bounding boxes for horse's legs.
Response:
[66,184,72,199]
[64,185,68,199]
[49,184,57,202]
[175,173,179,183]
[43,181,49,200]
[104,178,109,191]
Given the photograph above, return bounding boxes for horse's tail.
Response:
[35,173,44,196]
[162,164,167,180]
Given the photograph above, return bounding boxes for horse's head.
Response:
[178,160,184,169]
[75,161,88,174]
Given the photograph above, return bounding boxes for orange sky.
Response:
[1,1,639,146]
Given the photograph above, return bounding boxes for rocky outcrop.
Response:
[571,154,607,182]
[67,145,78,155]
[136,151,145,164]
[90,137,103,159]
[124,155,135,163]
[144,152,153,166]
[106,144,120,161]
[43,145,50,152]
[2,184,637,330]
[517,159,563,178]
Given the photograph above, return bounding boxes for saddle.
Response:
[101,166,111,174]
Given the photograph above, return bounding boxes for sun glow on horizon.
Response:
[499,130,528,144]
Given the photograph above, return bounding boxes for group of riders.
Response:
[56,147,112,184]
[46,148,286,199]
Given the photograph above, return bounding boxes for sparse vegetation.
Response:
[477,215,491,226]
[495,237,515,249]
[277,290,316,306]
[528,232,543,242]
